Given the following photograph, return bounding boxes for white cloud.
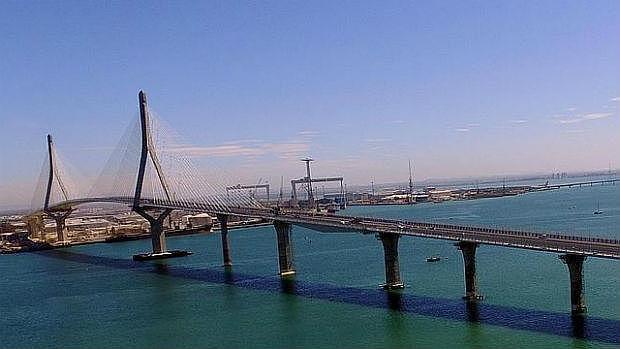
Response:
[610,97,620,102]
[364,138,391,143]
[171,145,264,157]
[263,142,310,160]
[558,118,580,124]
[297,130,320,136]
[220,139,264,145]
[169,140,310,160]
[453,123,479,132]
[557,112,613,124]
[582,112,613,120]
[509,119,528,124]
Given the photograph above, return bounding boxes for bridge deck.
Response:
[44,199,620,260]
[278,212,620,259]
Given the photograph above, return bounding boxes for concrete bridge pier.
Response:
[53,215,68,242]
[379,233,404,289]
[53,214,69,242]
[150,220,166,253]
[217,214,232,267]
[456,241,482,301]
[274,221,295,276]
[135,208,172,254]
[46,210,72,243]
[560,254,587,314]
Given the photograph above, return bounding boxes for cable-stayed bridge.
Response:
[30,91,620,315]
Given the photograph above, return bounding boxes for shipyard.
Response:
[0,207,269,254]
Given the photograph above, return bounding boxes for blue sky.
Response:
[1,1,619,208]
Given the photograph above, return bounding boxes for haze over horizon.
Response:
[1,1,619,210]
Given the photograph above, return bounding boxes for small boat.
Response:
[594,201,603,215]
[133,250,193,261]
[426,256,441,262]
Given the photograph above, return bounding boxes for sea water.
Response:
[1,184,618,348]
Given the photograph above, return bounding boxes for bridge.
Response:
[31,91,620,315]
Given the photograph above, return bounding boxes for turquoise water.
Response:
[1,184,619,348]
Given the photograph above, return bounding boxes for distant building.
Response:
[323,193,346,204]
[1,220,29,234]
[183,213,213,229]
[0,221,14,234]
[428,189,454,202]
[0,230,29,244]
[66,218,111,230]
[412,194,429,202]
[381,194,409,202]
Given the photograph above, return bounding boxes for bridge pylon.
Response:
[43,134,73,243]
[131,90,189,260]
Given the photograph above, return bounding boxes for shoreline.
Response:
[1,220,272,255]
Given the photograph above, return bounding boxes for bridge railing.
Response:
[308,213,620,246]
[285,215,615,254]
